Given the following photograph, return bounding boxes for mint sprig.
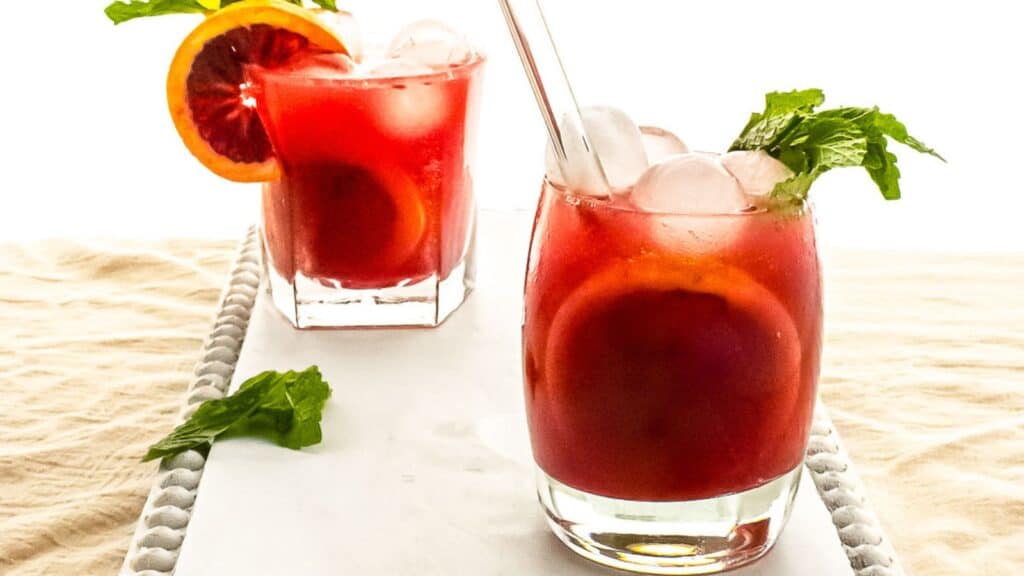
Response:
[105,0,338,25]
[143,366,332,462]
[730,89,943,204]
[105,0,207,24]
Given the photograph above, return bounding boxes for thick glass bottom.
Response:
[537,465,801,575]
[264,258,473,329]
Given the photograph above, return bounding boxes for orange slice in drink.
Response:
[283,163,428,287]
[166,0,348,182]
[543,254,803,433]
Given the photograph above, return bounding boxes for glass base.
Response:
[537,465,801,575]
[265,259,473,329]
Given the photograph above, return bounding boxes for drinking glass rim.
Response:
[254,52,487,86]
[543,178,810,219]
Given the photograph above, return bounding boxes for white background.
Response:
[1,0,1022,251]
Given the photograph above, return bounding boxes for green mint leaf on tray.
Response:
[105,0,335,25]
[730,89,943,204]
[143,366,331,462]
[222,366,333,449]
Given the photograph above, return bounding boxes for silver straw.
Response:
[498,0,610,192]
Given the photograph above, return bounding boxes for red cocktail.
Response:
[522,111,824,573]
[524,183,822,503]
[254,21,484,328]
[516,87,937,574]
[131,0,484,329]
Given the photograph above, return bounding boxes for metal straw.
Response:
[497,0,610,192]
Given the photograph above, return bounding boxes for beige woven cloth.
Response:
[0,239,1021,576]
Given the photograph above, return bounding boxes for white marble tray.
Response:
[121,211,905,576]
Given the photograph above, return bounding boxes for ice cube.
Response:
[631,153,751,254]
[632,153,748,214]
[721,150,793,204]
[640,126,689,164]
[545,106,649,194]
[388,19,474,70]
[372,59,448,136]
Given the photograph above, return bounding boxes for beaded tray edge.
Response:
[119,227,905,576]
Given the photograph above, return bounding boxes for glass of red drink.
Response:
[253,20,484,328]
[523,127,823,572]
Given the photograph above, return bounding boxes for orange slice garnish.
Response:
[166,0,347,182]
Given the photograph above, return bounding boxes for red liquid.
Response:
[254,58,484,289]
[523,183,823,502]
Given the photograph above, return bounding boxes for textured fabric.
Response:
[0,240,1021,576]
[820,253,1024,575]
[0,239,234,576]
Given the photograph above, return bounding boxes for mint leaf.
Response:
[105,0,207,24]
[280,368,332,448]
[220,0,306,8]
[864,138,902,200]
[310,0,339,10]
[733,113,801,152]
[223,367,332,449]
[142,371,276,461]
[816,107,943,199]
[143,366,331,462]
[780,117,868,170]
[873,111,945,161]
[106,0,333,24]
[770,173,818,207]
[730,89,942,204]
[815,107,942,158]
[764,88,825,116]
[732,89,825,150]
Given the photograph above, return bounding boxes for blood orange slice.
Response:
[166,0,347,182]
[282,163,428,287]
[541,254,804,497]
[547,255,800,366]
